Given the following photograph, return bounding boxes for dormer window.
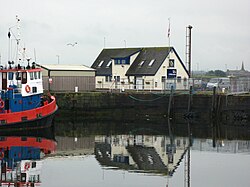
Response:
[98,60,104,67]
[138,61,144,67]
[106,60,112,67]
[148,59,155,67]
[114,57,130,65]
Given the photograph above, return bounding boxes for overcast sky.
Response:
[0,0,249,71]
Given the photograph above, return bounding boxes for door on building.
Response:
[135,77,144,90]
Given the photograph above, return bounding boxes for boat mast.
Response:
[16,15,22,65]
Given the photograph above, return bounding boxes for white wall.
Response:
[95,50,189,91]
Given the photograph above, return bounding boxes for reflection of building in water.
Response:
[192,138,250,153]
[95,135,190,176]
[55,136,95,155]
[0,136,56,187]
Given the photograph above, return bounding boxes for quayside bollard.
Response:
[167,85,174,119]
[188,86,193,113]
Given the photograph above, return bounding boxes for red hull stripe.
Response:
[0,137,56,154]
[0,96,57,124]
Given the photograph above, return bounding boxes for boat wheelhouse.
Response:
[0,63,57,126]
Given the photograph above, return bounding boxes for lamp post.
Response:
[56,55,59,64]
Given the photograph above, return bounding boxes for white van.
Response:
[206,77,231,90]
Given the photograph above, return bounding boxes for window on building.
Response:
[177,139,181,147]
[169,59,175,67]
[105,75,112,82]
[138,61,144,67]
[177,76,182,83]
[161,76,166,82]
[98,60,104,67]
[148,59,155,67]
[106,60,112,67]
[155,82,158,87]
[114,76,120,82]
[114,58,130,65]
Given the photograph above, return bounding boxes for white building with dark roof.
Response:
[91,47,189,91]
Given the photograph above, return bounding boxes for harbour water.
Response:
[1,114,250,187]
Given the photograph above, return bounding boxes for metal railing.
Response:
[96,77,250,94]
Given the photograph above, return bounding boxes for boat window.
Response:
[32,162,36,168]
[16,72,22,80]
[22,72,27,84]
[30,72,34,80]
[38,71,41,79]
[34,72,37,79]
[2,72,7,79]
[8,72,14,80]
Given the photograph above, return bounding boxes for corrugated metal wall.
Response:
[43,76,96,92]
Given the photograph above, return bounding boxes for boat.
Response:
[0,16,57,128]
[0,125,56,186]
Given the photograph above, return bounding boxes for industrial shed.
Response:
[38,64,96,92]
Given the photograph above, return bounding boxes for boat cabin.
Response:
[0,63,44,113]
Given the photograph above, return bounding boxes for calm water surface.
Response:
[1,118,250,187]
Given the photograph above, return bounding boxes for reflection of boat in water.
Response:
[0,125,56,186]
[0,16,57,129]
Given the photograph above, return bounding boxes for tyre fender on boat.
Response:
[0,151,4,159]
[0,99,4,109]
[24,162,30,170]
[25,85,31,93]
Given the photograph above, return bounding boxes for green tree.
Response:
[214,70,226,77]
[206,70,226,77]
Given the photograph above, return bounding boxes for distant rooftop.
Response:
[38,64,95,71]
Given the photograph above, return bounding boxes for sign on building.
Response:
[167,69,177,78]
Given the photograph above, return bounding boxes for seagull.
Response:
[67,42,78,47]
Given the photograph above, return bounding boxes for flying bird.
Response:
[67,42,78,46]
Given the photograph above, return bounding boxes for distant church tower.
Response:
[241,61,245,71]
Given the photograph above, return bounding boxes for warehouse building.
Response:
[38,64,96,92]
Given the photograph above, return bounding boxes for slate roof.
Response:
[91,48,141,76]
[126,47,170,76]
[91,47,189,76]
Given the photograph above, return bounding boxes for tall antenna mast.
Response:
[168,18,171,49]
[185,25,193,78]
[16,15,21,64]
[104,37,106,48]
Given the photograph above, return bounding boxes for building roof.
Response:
[126,47,171,76]
[91,47,189,77]
[38,64,95,71]
[91,48,141,76]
